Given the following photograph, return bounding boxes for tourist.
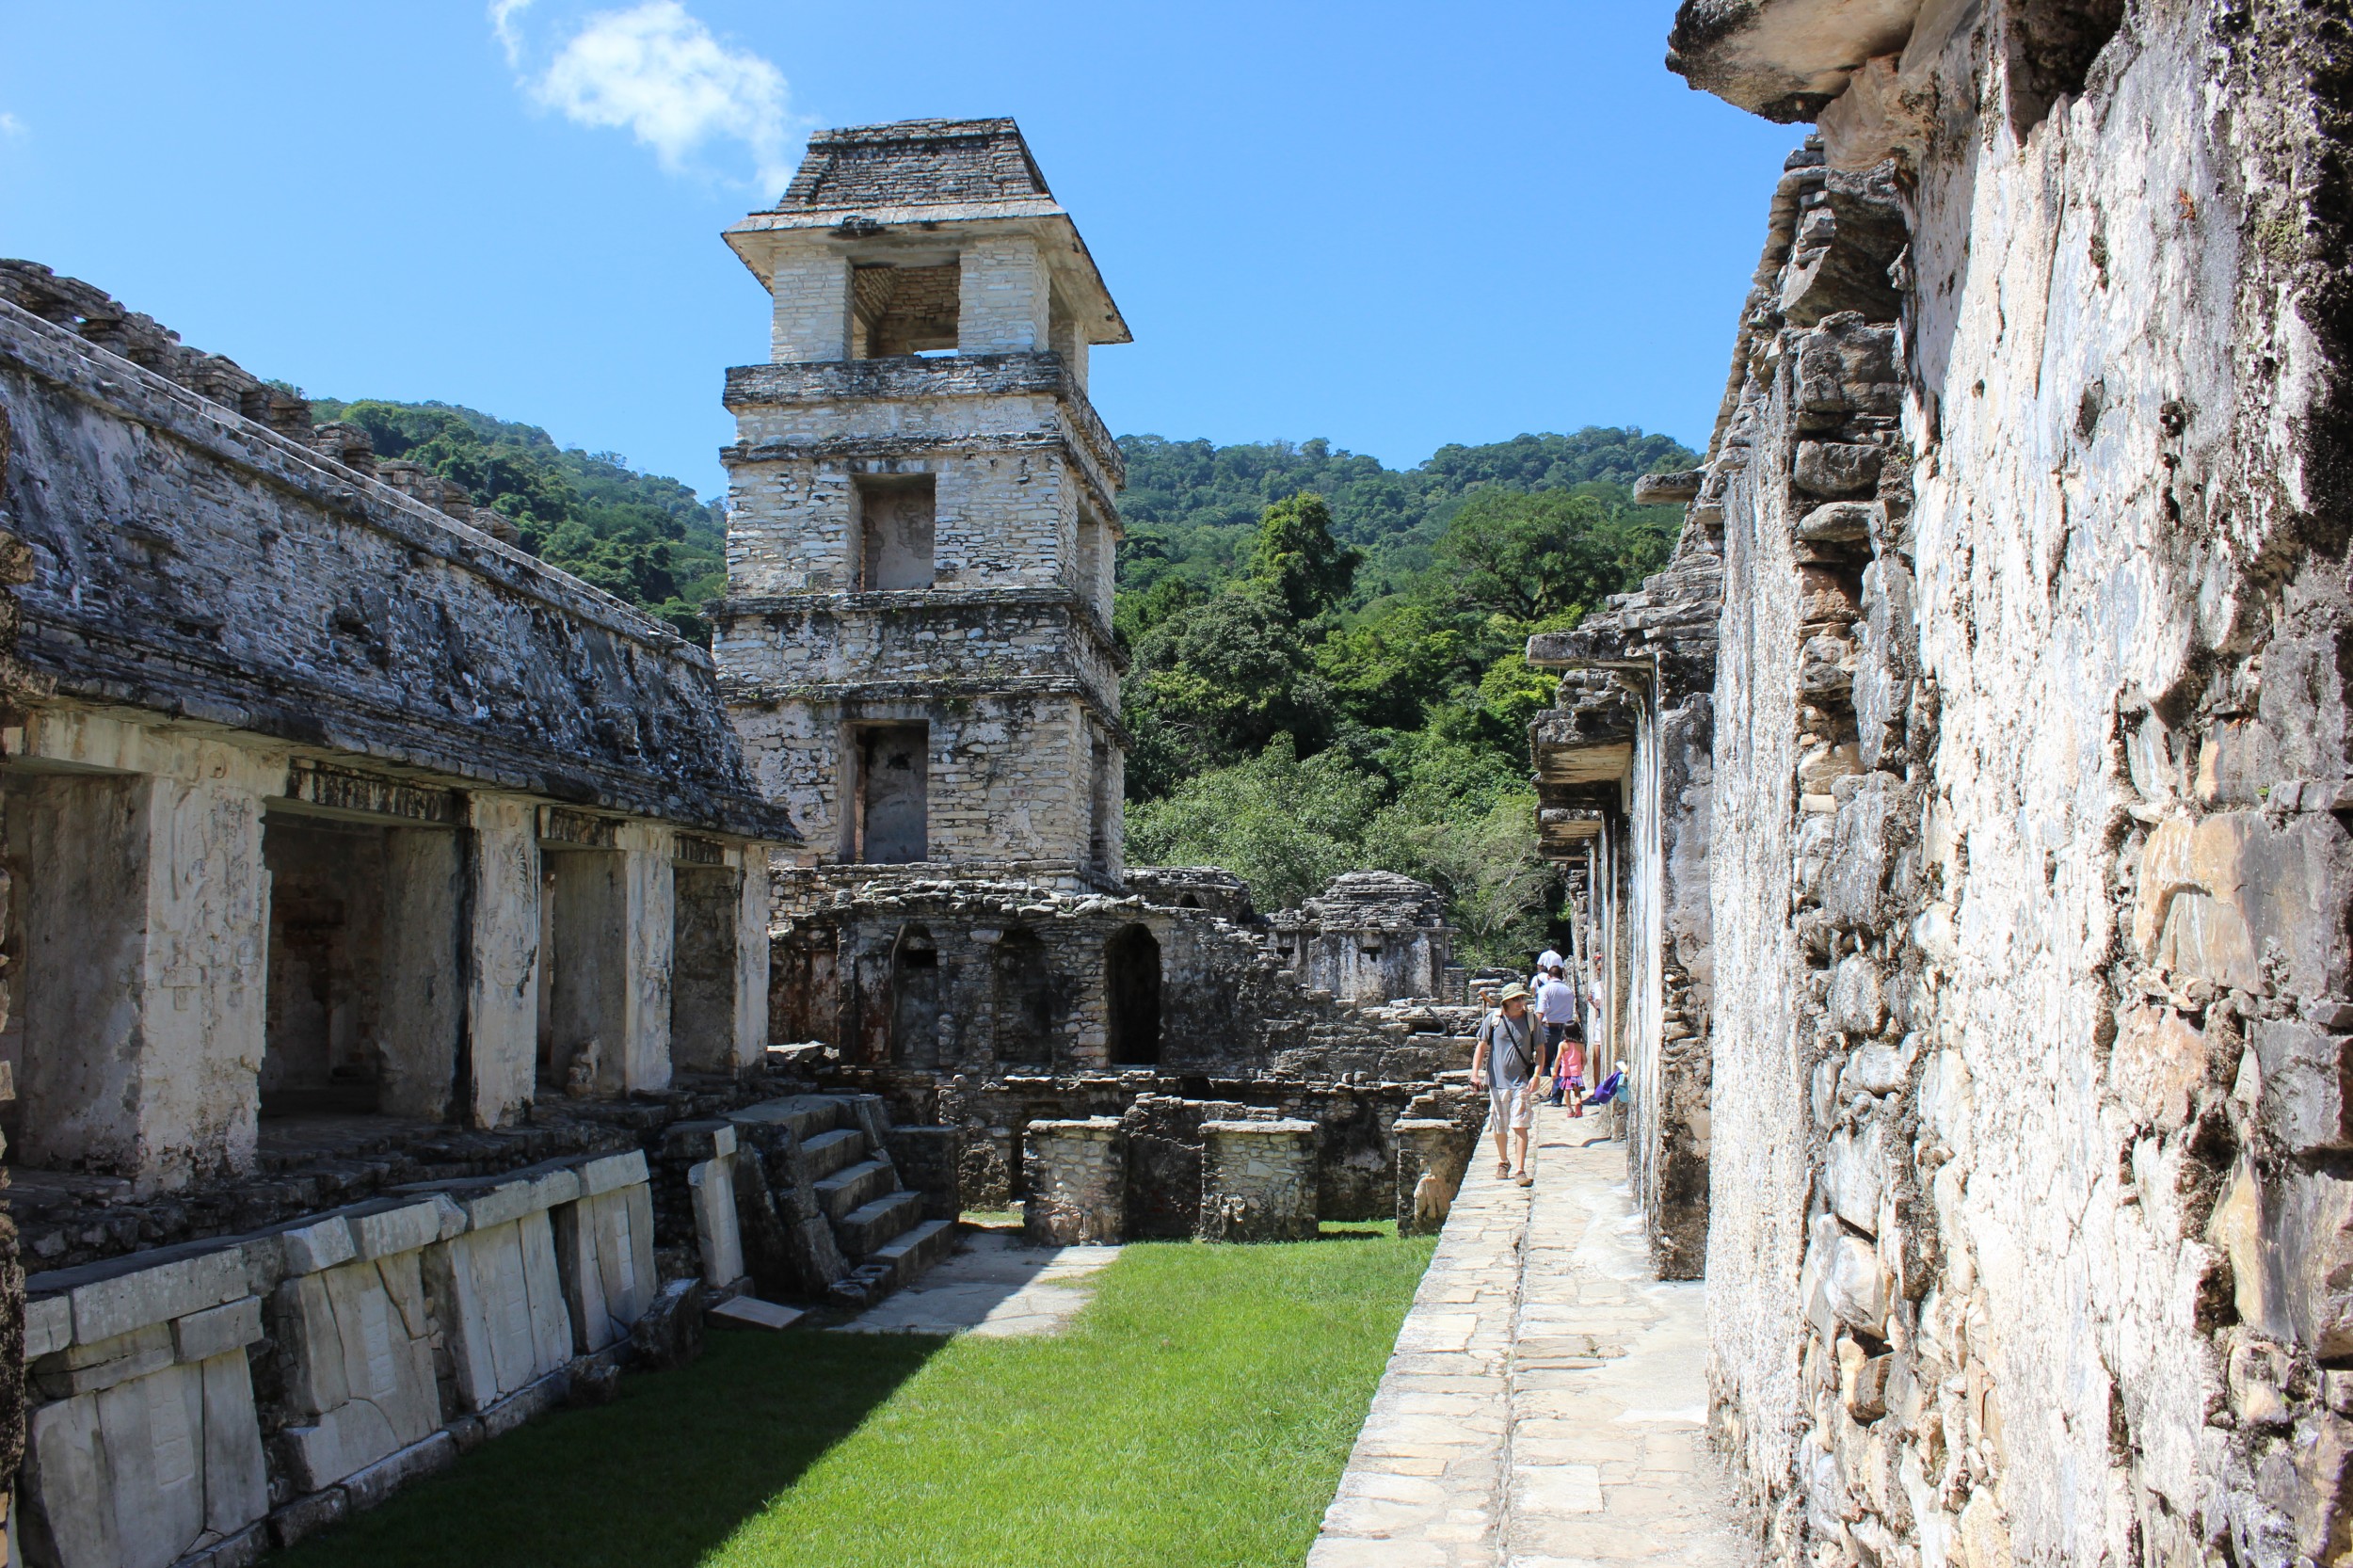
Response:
[1471,983,1538,1187]
[1536,965,1577,1079]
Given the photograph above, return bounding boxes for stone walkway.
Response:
[1308,1109,1751,1568]
[834,1231,1120,1337]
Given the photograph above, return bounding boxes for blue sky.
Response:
[0,3,1800,497]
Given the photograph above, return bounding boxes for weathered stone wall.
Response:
[1529,490,1724,1278]
[0,295,789,841]
[1269,871,1455,1005]
[1668,5,2353,1566]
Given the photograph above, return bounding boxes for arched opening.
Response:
[890,923,942,1068]
[1105,923,1161,1067]
[1176,892,1202,909]
[994,927,1055,1067]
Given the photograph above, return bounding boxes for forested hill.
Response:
[309,398,727,639]
[1113,425,1694,963]
[1118,426,1693,594]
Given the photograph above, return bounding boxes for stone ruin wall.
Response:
[1665,4,2353,1566]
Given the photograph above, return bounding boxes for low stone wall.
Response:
[1198,1121,1319,1242]
[1022,1119,1125,1244]
[20,1148,656,1566]
[1393,1117,1472,1236]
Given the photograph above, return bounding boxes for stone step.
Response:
[800,1128,867,1179]
[835,1190,925,1259]
[726,1095,850,1145]
[868,1218,958,1289]
[707,1295,804,1332]
[815,1158,895,1221]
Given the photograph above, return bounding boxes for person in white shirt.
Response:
[1535,967,1579,1106]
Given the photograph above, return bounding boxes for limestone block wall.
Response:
[19,1148,657,1564]
[957,234,1051,353]
[1198,1120,1320,1242]
[735,691,1102,874]
[1673,5,2353,1567]
[1022,1118,1125,1244]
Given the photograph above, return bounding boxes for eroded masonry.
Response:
[0,118,1485,1568]
[1546,4,2353,1566]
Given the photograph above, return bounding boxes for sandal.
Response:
[1515,1172,1534,1188]
[1495,1161,1511,1179]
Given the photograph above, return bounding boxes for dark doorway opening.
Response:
[855,723,928,864]
[995,927,1055,1067]
[1105,923,1161,1067]
[892,924,943,1068]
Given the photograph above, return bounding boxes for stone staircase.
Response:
[726,1093,958,1308]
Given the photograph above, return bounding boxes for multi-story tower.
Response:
[715,119,1130,904]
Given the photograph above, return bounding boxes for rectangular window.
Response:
[856,723,929,864]
[852,262,960,359]
[857,475,936,591]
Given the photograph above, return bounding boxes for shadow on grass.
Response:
[275,1328,943,1568]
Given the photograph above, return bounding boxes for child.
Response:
[1554,1025,1588,1119]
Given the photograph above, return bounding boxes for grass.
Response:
[279,1224,1433,1568]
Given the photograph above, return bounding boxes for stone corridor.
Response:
[1310,1108,1748,1567]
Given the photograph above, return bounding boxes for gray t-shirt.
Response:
[1479,1010,1535,1086]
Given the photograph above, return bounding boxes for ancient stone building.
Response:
[1543,5,2353,1565]
[723,123,1478,1217]
[1269,871,1458,1006]
[0,264,984,1566]
[716,118,1130,900]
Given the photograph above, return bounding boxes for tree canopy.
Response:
[1117,427,1693,962]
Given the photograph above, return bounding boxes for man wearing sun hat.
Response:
[1470,983,1538,1187]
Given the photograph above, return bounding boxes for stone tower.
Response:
[714,119,1130,905]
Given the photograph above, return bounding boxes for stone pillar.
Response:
[1022,1118,1125,1245]
[378,827,463,1121]
[956,235,1049,353]
[1198,1119,1319,1243]
[8,717,277,1192]
[768,247,853,362]
[1393,1117,1471,1236]
[732,848,772,1067]
[619,822,676,1095]
[464,793,541,1127]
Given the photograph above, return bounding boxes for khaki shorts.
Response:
[1487,1078,1533,1131]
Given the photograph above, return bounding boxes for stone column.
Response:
[464,793,541,1127]
[1022,1118,1125,1245]
[956,235,1049,353]
[618,822,675,1094]
[1393,1117,1472,1236]
[377,827,463,1121]
[1198,1119,1319,1242]
[731,846,772,1068]
[767,245,853,362]
[8,715,278,1192]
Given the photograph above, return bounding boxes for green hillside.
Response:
[309,398,726,641]
[1114,426,1694,959]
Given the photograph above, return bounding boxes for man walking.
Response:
[1536,965,1580,1108]
[1471,984,1538,1187]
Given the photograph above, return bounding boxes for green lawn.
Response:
[279,1224,1431,1568]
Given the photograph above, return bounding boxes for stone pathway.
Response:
[1308,1109,1751,1567]
[833,1231,1121,1337]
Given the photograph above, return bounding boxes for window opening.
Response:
[857,475,936,591]
[856,723,928,864]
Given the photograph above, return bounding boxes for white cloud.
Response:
[0,113,24,139]
[491,0,805,194]
[490,0,534,65]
